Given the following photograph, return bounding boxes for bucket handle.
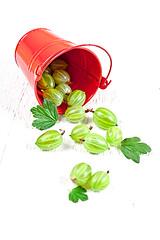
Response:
[76,44,112,89]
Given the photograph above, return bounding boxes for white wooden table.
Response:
[0,1,160,239]
[0,59,159,239]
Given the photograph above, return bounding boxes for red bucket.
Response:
[15,28,112,114]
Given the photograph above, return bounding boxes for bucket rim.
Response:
[14,28,51,65]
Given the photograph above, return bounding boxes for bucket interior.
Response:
[36,47,102,114]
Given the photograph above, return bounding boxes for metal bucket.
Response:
[15,28,112,114]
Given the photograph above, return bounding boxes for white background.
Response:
[0,0,160,239]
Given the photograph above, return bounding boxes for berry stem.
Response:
[85,108,94,113]
[59,129,65,135]
[89,125,93,130]
[72,178,77,183]
[79,138,85,143]
[63,99,68,104]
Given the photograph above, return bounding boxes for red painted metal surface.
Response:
[15,28,112,114]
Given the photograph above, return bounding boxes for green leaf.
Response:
[125,143,151,154]
[30,98,58,130]
[69,186,88,203]
[120,145,140,163]
[120,137,151,163]
[121,137,141,145]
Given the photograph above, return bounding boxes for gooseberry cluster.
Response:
[35,104,122,154]
[70,162,110,192]
[32,58,151,203]
[37,57,121,151]
[37,58,86,108]
[68,107,122,154]
[37,58,71,106]
[36,57,122,153]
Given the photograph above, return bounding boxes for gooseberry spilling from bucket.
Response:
[15,28,112,114]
